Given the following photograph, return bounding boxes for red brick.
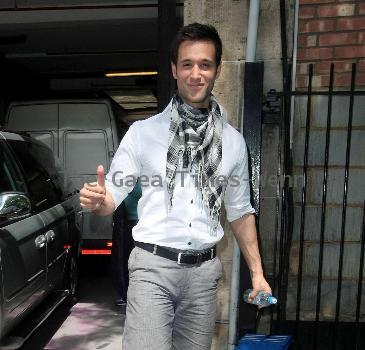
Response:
[297,63,312,75]
[315,61,331,74]
[300,0,334,4]
[299,6,317,19]
[298,36,307,48]
[299,19,335,33]
[318,32,357,46]
[358,32,365,44]
[296,75,309,88]
[318,4,355,17]
[320,75,330,88]
[316,60,355,74]
[334,46,365,59]
[333,72,352,87]
[298,34,317,47]
[358,59,365,72]
[324,72,364,88]
[298,47,333,60]
[356,73,365,87]
[336,18,365,31]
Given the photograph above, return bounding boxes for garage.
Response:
[0,1,183,349]
[0,0,184,122]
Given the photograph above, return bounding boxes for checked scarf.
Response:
[166,94,223,233]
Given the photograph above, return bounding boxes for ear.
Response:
[171,62,177,79]
[216,64,222,79]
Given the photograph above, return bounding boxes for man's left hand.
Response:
[250,273,272,308]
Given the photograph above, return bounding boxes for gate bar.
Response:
[313,64,334,350]
[333,63,356,348]
[295,64,313,337]
[355,201,365,349]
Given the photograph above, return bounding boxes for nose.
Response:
[190,64,201,80]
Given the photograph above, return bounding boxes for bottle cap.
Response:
[268,296,278,304]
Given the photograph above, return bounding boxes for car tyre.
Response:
[63,250,79,306]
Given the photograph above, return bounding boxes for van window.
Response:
[27,131,55,153]
[64,131,108,176]
[7,104,58,131]
[59,103,110,130]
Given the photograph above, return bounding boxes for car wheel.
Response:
[64,251,79,306]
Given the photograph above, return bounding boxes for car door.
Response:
[8,140,70,292]
[0,139,47,327]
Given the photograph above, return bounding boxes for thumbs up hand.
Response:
[80,165,107,211]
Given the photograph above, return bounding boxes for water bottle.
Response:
[243,289,277,308]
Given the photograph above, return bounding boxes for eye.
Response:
[201,63,212,69]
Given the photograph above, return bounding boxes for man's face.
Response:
[172,40,221,109]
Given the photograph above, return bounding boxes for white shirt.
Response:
[105,100,255,250]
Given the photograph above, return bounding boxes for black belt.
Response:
[134,241,216,265]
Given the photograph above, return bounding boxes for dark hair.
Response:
[170,23,222,67]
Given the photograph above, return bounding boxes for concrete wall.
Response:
[184,1,289,348]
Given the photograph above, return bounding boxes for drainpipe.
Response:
[290,0,299,148]
[228,1,261,349]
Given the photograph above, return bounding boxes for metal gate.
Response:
[266,63,365,350]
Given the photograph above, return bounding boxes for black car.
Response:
[0,131,80,348]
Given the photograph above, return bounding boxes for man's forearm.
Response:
[230,214,264,277]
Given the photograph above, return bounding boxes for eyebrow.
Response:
[179,58,214,64]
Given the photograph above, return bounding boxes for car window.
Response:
[8,140,62,212]
[0,140,26,193]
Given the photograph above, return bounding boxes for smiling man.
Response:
[80,23,271,350]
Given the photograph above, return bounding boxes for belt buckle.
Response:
[177,252,202,265]
[177,252,183,265]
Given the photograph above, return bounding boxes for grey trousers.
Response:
[122,246,223,350]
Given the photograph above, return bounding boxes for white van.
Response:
[5,99,125,255]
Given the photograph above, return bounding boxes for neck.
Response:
[178,95,210,110]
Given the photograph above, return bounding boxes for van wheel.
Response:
[64,252,79,306]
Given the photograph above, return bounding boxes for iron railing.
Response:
[268,63,365,350]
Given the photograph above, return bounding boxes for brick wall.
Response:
[297,0,365,89]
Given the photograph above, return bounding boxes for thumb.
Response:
[97,165,105,189]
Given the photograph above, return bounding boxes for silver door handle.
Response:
[35,235,46,249]
[45,230,56,243]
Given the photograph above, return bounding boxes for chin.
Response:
[190,94,209,104]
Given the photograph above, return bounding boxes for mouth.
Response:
[188,84,204,92]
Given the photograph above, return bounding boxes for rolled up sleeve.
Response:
[224,138,256,222]
[105,122,141,209]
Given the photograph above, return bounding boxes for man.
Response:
[80,23,271,350]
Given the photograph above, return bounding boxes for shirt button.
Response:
[189,223,192,227]
[188,242,192,245]
[191,199,193,204]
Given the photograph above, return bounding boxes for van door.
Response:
[59,103,114,243]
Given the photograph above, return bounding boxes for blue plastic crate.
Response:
[235,334,292,350]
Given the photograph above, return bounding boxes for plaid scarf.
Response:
[166,94,223,232]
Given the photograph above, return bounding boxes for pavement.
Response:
[44,256,126,350]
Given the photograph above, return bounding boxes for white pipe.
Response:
[290,0,299,149]
[228,1,260,349]
[245,0,260,63]
[228,241,242,350]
